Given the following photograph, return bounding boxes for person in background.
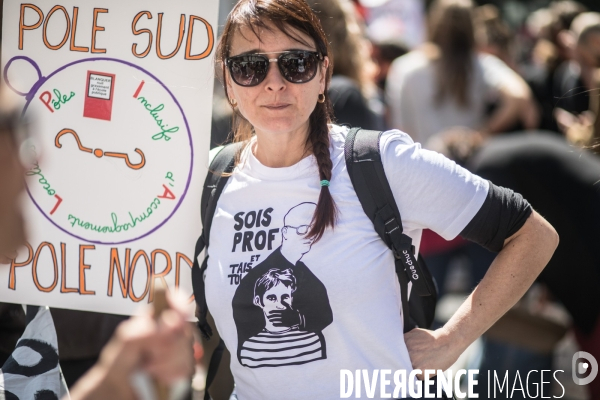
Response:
[0,104,26,263]
[211,81,235,150]
[553,12,600,121]
[526,7,556,66]
[386,0,539,147]
[525,1,587,133]
[473,4,516,70]
[549,0,589,63]
[371,40,409,92]
[532,1,587,72]
[473,5,546,134]
[554,66,600,148]
[67,294,195,400]
[306,0,386,130]
[371,39,409,126]
[0,97,28,367]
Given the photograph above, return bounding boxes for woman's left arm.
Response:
[405,210,558,373]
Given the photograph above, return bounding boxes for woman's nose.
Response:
[264,60,286,91]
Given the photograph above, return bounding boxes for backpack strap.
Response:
[344,128,435,332]
[191,142,245,400]
[192,142,245,339]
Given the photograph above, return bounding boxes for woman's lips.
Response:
[263,104,290,110]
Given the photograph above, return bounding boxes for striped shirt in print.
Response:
[240,328,325,368]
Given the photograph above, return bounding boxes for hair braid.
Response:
[306,100,338,243]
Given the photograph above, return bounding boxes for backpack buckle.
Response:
[385,217,401,235]
[385,217,412,259]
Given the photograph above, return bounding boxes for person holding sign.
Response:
[196,0,558,398]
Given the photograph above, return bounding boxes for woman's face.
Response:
[225,23,328,139]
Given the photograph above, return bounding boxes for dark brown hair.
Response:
[428,0,475,108]
[217,0,337,242]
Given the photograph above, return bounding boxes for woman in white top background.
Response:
[386,0,539,147]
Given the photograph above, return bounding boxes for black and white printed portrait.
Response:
[232,202,333,368]
[252,268,298,334]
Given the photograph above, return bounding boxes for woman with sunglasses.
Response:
[203,0,558,398]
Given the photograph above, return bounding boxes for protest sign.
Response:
[0,0,219,316]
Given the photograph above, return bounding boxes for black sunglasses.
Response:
[225,50,323,87]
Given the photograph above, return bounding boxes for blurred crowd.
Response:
[212,0,600,148]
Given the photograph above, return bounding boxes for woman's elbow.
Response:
[504,211,559,259]
[548,222,560,251]
[533,211,559,253]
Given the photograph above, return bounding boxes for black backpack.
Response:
[191,128,438,399]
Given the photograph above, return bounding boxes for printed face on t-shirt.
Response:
[254,282,294,332]
[282,225,313,255]
[257,282,293,311]
[281,202,317,259]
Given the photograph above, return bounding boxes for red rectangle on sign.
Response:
[83,71,115,121]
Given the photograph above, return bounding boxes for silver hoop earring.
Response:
[317,93,325,103]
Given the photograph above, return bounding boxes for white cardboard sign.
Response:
[0,0,219,316]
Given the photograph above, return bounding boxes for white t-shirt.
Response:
[385,51,517,146]
[204,125,489,399]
